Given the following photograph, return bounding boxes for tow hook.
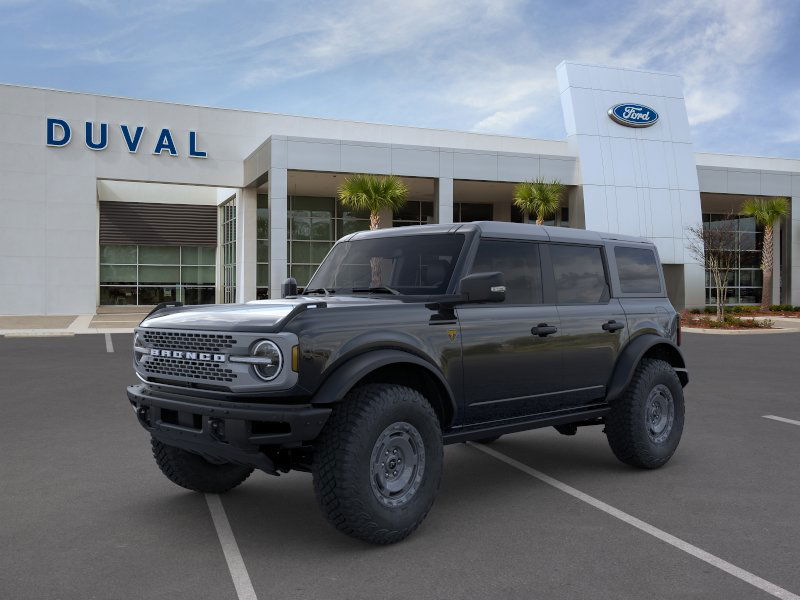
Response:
[209,418,226,441]
[135,406,150,426]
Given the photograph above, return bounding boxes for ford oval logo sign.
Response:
[608,103,659,128]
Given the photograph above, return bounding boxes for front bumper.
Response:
[127,384,331,473]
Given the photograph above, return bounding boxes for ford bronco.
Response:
[127,222,687,544]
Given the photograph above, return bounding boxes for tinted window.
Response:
[615,246,661,294]
[306,233,465,295]
[551,245,608,304]
[470,240,542,304]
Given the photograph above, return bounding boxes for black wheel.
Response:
[605,358,684,469]
[474,435,502,444]
[151,438,253,493]
[312,383,443,544]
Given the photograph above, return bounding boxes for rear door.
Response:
[546,243,628,408]
[457,238,563,425]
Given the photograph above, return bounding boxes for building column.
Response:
[435,177,453,224]
[235,188,257,303]
[269,168,288,299]
[772,219,781,304]
[377,206,393,229]
[791,196,800,305]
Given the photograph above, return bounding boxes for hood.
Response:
[139,295,403,332]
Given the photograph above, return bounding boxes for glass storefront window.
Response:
[702,213,765,305]
[221,198,236,303]
[99,245,215,306]
[256,194,269,299]
[287,196,370,287]
[394,201,434,227]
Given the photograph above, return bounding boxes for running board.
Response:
[442,405,611,445]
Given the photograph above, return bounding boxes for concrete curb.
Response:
[682,327,799,335]
[2,326,135,337]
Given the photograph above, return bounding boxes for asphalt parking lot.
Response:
[1,332,799,600]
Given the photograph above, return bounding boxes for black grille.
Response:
[142,330,237,353]
[144,356,238,383]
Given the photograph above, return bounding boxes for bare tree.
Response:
[686,216,737,322]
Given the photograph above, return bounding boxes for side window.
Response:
[470,240,542,304]
[615,246,661,294]
[550,244,608,304]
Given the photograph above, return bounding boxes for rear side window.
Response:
[615,246,661,294]
[470,240,542,304]
[550,245,608,304]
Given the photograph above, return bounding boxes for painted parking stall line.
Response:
[763,415,800,427]
[205,494,258,600]
[468,442,800,600]
[104,333,114,353]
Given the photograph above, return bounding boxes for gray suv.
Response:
[127,222,688,544]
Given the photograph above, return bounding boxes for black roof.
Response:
[347,221,651,245]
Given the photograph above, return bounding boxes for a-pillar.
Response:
[268,168,288,299]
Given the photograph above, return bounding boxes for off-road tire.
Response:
[605,358,684,469]
[151,438,253,493]
[312,383,443,544]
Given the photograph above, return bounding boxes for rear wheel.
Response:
[312,383,443,544]
[151,438,253,493]
[605,358,684,469]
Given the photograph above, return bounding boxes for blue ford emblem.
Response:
[608,103,659,128]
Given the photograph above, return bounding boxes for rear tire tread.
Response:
[605,358,684,469]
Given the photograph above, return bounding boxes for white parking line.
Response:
[205,493,258,600]
[468,442,800,600]
[763,415,800,427]
[104,333,114,353]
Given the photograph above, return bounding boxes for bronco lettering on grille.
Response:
[149,349,226,362]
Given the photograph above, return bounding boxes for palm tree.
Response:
[337,173,408,230]
[513,178,565,225]
[740,196,789,308]
[337,174,408,287]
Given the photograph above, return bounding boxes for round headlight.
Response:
[252,340,282,381]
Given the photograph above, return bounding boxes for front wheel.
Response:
[605,358,685,469]
[151,438,253,493]
[312,384,443,544]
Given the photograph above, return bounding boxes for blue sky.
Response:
[2,0,798,156]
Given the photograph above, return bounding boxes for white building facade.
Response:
[2,61,799,315]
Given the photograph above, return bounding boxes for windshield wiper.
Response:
[350,286,400,295]
[303,287,334,296]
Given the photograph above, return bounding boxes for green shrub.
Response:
[689,308,701,314]
[770,304,797,312]
[703,306,715,314]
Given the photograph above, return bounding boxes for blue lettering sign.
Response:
[120,125,145,153]
[608,103,659,128]
[188,131,207,158]
[153,128,178,156]
[85,122,108,150]
[46,118,71,147]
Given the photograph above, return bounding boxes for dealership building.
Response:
[1,61,799,316]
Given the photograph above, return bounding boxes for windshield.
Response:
[305,233,465,295]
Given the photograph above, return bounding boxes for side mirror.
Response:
[458,272,506,303]
[281,277,298,298]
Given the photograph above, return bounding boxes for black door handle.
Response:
[602,320,625,332]
[531,323,558,337]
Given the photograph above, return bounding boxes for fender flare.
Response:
[605,334,688,403]
[310,349,457,427]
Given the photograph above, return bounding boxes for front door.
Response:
[458,239,564,425]
[548,243,628,407]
